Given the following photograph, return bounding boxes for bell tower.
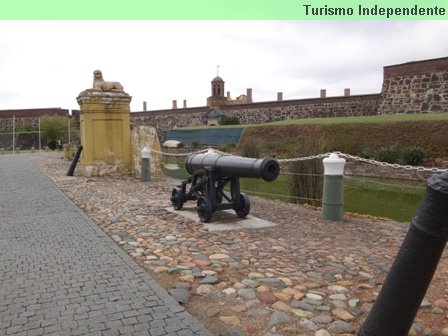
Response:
[207,66,227,107]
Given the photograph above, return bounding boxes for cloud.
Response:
[0,21,446,111]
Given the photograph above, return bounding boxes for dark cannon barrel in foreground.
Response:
[185,152,280,182]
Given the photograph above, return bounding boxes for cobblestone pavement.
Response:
[30,153,448,335]
[0,154,213,336]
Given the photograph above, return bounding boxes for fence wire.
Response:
[241,189,322,202]
[345,175,427,190]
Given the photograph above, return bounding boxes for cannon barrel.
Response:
[185,152,280,182]
[358,172,448,336]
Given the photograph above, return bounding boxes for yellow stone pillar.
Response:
[76,89,132,176]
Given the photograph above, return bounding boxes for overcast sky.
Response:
[0,20,447,113]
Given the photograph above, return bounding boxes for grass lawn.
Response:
[176,112,448,130]
[261,112,448,126]
[343,176,425,223]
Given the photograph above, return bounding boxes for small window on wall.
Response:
[217,87,221,96]
[213,85,216,96]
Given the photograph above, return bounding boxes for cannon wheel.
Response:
[197,197,213,222]
[235,193,250,218]
[171,187,184,210]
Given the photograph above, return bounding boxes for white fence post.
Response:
[322,153,346,221]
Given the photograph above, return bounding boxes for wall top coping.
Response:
[0,108,69,119]
[219,93,381,110]
[132,106,209,116]
[384,56,448,78]
[77,89,132,105]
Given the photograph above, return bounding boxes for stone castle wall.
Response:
[220,94,379,124]
[0,108,70,119]
[131,106,209,132]
[130,94,380,137]
[0,117,41,130]
[0,108,75,131]
[378,57,448,114]
[0,132,40,150]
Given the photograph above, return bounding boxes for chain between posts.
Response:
[333,152,448,173]
[149,147,448,173]
[277,153,333,163]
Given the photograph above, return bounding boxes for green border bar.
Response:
[1,0,447,19]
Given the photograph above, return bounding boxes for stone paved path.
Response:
[0,154,212,336]
[30,153,448,336]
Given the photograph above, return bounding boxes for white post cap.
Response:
[141,146,150,159]
[323,153,346,175]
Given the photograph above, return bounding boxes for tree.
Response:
[40,115,73,150]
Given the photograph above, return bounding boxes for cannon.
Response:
[358,172,448,336]
[170,151,280,222]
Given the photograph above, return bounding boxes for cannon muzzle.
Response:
[185,152,280,182]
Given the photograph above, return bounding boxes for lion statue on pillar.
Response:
[92,70,124,91]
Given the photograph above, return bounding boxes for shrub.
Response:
[220,116,240,125]
[359,145,426,166]
[13,125,38,133]
[221,143,236,153]
[359,148,375,159]
[240,138,261,158]
[47,139,57,150]
[191,141,199,149]
[40,115,71,149]
[374,146,402,164]
[401,147,425,166]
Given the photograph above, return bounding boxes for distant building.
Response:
[203,108,223,126]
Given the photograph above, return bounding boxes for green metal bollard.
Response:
[141,146,150,182]
[322,153,346,221]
